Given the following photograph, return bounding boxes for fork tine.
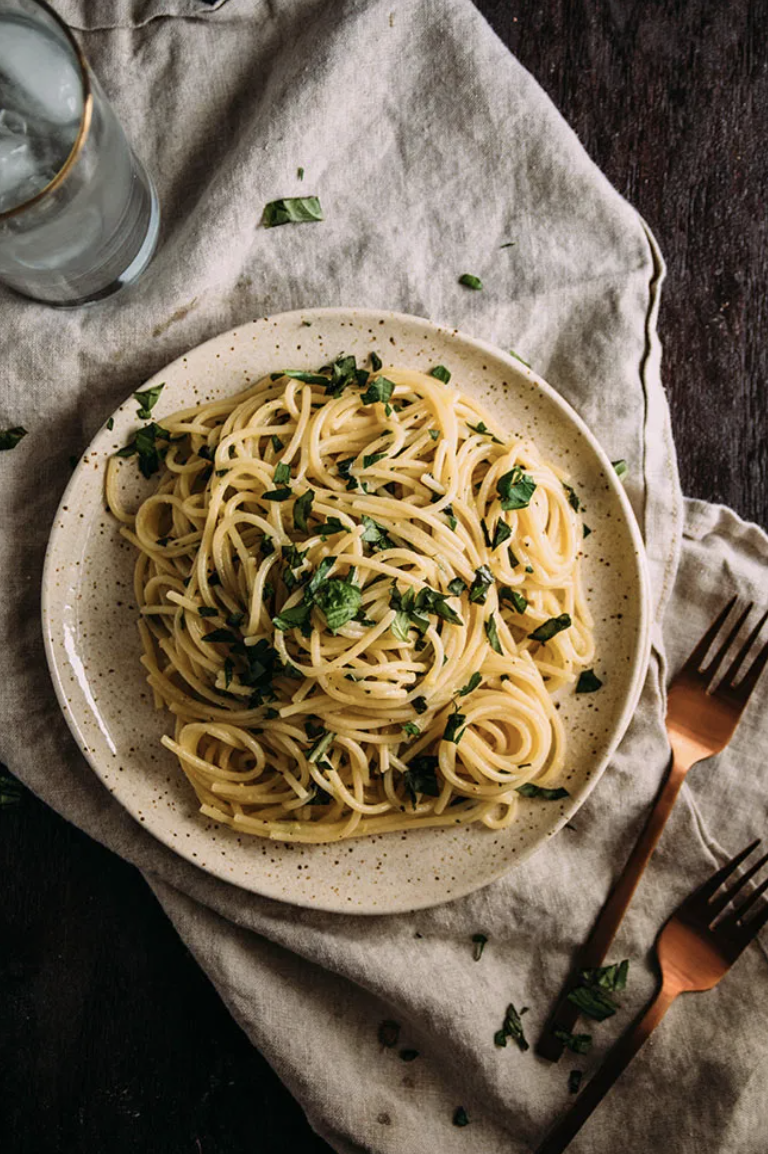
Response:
[701,602,753,683]
[731,633,768,702]
[731,876,768,924]
[682,597,737,674]
[722,610,768,688]
[738,900,768,943]
[707,850,768,917]
[695,839,761,903]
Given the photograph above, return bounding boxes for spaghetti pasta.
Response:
[107,358,594,843]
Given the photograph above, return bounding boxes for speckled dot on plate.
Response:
[41,308,651,914]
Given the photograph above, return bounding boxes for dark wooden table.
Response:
[2,3,766,1152]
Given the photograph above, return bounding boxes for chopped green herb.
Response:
[576,669,603,694]
[363,451,387,469]
[528,614,571,643]
[583,524,592,538]
[314,577,362,633]
[467,420,502,444]
[443,504,457,531]
[497,466,536,511]
[412,696,428,714]
[562,482,580,512]
[198,606,218,617]
[305,556,335,599]
[500,588,528,614]
[403,721,420,737]
[510,350,531,368]
[370,351,383,371]
[297,166,304,180]
[215,468,229,477]
[293,488,314,532]
[106,416,114,431]
[307,784,331,806]
[263,195,323,226]
[480,519,492,548]
[271,434,284,452]
[361,376,395,405]
[507,546,519,569]
[447,578,467,597]
[469,565,494,605]
[134,382,164,420]
[273,602,312,632]
[362,515,396,552]
[430,365,451,383]
[307,730,335,763]
[453,1106,470,1127]
[114,422,171,478]
[485,615,502,654]
[612,459,628,479]
[457,672,482,697]
[197,444,214,461]
[201,628,239,645]
[495,1003,529,1052]
[459,273,483,290]
[399,1049,419,1062]
[580,960,629,992]
[471,933,488,961]
[567,985,618,1022]
[515,783,570,800]
[226,611,244,628]
[554,1029,593,1056]
[223,657,234,688]
[378,1020,400,1048]
[568,1070,583,1094]
[428,429,440,441]
[443,712,466,744]
[492,520,512,549]
[262,487,293,502]
[403,755,440,805]
[274,461,291,485]
[500,241,516,249]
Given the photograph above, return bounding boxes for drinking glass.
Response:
[0,0,160,306]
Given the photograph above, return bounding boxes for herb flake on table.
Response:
[134,382,164,419]
[576,669,603,693]
[106,416,114,431]
[510,350,531,368]
[494,1002,529,1052]
[528,614,571,643]
[430,364,451,383]
[554,1029,593,1055]
[612,459,628,479]
[471,933,488,961]
[263,195,323,227]
[459,273,483,290]
[453,1106,470,1127]
[297,166,304,180]
[515,783,570,801]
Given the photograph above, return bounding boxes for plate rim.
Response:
[41,306,652,913]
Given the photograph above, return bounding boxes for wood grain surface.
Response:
[2,3,766,1153]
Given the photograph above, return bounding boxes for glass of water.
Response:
[0,0,160,306]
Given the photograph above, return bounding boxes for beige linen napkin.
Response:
[1,2,766,1151]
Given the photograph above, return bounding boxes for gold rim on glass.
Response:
[0,0,93,222]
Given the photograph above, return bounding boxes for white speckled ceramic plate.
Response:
[42,308,651,914]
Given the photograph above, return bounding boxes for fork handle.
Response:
[538,758,685,1059]
[536,985,678,1154]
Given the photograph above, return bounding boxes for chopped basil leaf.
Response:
[337,457,355,480]
[262,487,293,501]
[494,1030,508,1048]
[412,696,428,714]
[198,606,218,617]
[467,420,502,444]
[459,273,483,290]
[430,365,451,383]
[223,657,234,688]
[370,351,383,371]
[471,933,487,961]
[443,711,466,744]
[271,434,284,451]
[325,354,363,398]
[500,588,527,614]
[403,721,420,737]
[391,610,412,642]
[576,669,603,694]
[273,602,312,632]
[378,1020,400,1048]
[563,481,580,511]
[497,465,536,511]
[515,783,570,800]
[428,429,440,441]
[403,755,440,805]
[447,578,467,597]
[307,730,335,763]
[306,556,335,598]
[114,422,171,478]
[361,376,395,405]
[469,565,494,604]
[362,515,396,551]
[612,459,628,479]
[197,444,214,461]
[567,985,618,1022]
[106,417,114,431]
[363,451,387,469]
[580,960,629,992]
[263,195,324,226]
[415,586,463,626]
[315,516,345,537]
[314,577,362,633]
[568,1070,583,1094]
[485,615,502,654]
[554,1029,593,1056]
[453,1106,470,1127]
[510,350,531,368]
[457,672,482,697]
[491,520,512,549]
[226,611,245,627]
[507,546,519,569]
[307,784,331,806]
[293,488,314,532]
[201,628,239,644]
[528,614,571,643]
[134,382,164,420]
[274,461,291,484]
[480,519,491,548]
[583,524,592,538]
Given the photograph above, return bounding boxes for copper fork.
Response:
[538,597,768,1060]
[536,839,768,1153]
